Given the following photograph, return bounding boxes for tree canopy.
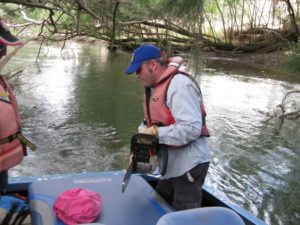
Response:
[0,0,299,53]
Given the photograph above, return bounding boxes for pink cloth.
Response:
[53,187,102,225]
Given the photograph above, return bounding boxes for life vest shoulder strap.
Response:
[0,76,37,151]
[0,131,37,151]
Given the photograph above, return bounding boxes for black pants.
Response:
[156,162,209,211]
[0,170,8,195]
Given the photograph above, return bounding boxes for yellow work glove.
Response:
[139,125,158,136]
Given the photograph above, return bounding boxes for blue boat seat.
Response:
[28,172,173,225]
[156,207,245,225]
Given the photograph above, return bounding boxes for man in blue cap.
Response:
[125,44,211,210]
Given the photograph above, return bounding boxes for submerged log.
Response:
[259,91,300,122]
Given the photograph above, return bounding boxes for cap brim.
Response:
[125,61,142,75]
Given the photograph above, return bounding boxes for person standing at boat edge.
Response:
[124,44,211,210]
[0,18,36,195]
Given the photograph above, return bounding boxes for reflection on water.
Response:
[7,41,137,177]
[4,41,300,225]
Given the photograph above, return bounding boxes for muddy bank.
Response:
[197,50,289,74]
[232,51,287,69]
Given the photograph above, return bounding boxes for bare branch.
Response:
[263,90,300,122]
[74,0,102,21]
[0,0,57,11]
[281,90,300,106]
[19,6,43,24]
[0,38,38,71]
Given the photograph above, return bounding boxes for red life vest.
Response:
[0,76,26,172]
[143,66,210,137]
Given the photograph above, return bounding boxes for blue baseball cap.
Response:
[125,44,161,74]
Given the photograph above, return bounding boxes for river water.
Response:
[3,41,300,225]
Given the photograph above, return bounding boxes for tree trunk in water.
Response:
[285,0,299,38]
[110,1,120,51]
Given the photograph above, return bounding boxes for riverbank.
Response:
[203,50,289,74]
[233,51,287,69]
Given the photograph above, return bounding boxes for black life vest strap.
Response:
[145,87,152,123]
[0,132,18,145]
[0,131,37,151]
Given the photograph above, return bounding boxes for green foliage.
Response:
[157,0,203,25]
[283,40,300,75]
[120,0,159,21]
[159,0,203,17]
[204,1,218,14]
[0,3,20,21]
